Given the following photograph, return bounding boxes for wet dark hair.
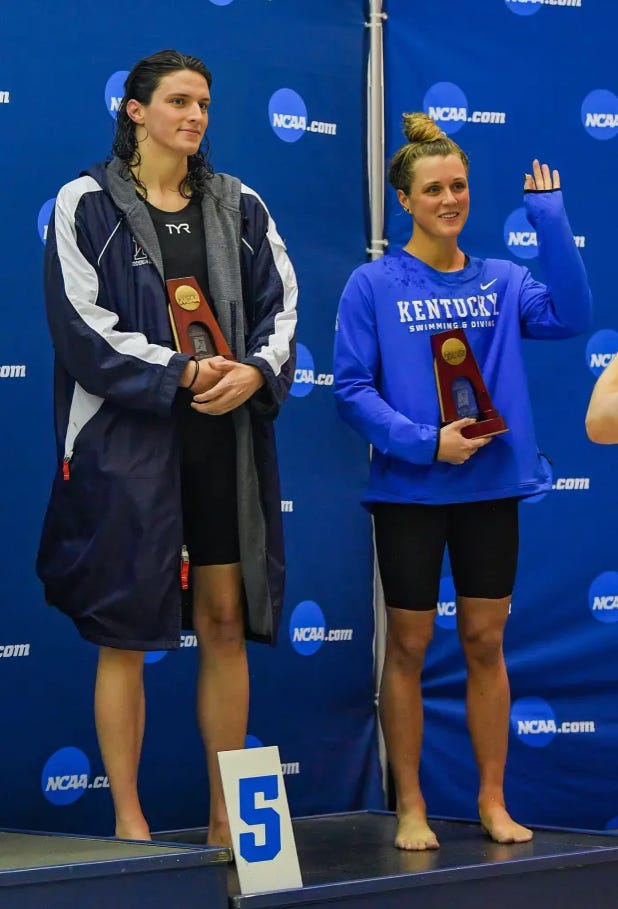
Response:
[389,112,469,195]
[112,49,214,198]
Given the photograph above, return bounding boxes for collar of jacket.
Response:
[104,158,244,355]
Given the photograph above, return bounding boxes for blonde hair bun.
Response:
[402,112,446,144]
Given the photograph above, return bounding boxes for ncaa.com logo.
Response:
[586,329,618,378]
[245,735,300,776]
[0,641,30,658]
[42,747,109,806]
[588,572,618,624]
[0,364,26,380]
[0,88,9,104]
[423,83,506,136]
[104,70,130,119]
[268,89,337,144]
[435,576,457,630]
[581,90,618,141]
[290,343,334,398]
[511,697,595,748]
[38,197,56,244]
[435,576,511,626]
[144,632,199,664]
[503,207,585,259]
[505,0,581,15]
[289,601,353,656]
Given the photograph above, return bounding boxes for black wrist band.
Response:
[186,357,199,390]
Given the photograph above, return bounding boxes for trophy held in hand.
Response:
[430,328,507,440]
[166,276,234,360]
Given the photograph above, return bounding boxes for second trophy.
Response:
[430,328,507,439]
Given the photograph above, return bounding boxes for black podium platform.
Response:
[0,829,230,909]
[157,811,618,909]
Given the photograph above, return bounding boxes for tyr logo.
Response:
[165,223,190,234]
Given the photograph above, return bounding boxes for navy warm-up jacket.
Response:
[37,158,297,649]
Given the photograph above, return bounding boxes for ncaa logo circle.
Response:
[144,650,167,663]
[42,747,91,806]
[504,208,537,260]
[581,90,618,141]
[435,575,457,630]
[289,600,326,656]
[588,572,618,624]
[38,198,56,245]
[585,329,618,378]
[245,735,263,748]
[105,70,130,120]
[290,343,315,398]
[504,0,542,16]
[144,650,167,664]
[423,83,468,136]
[605,817,618,830]
[269,89,308,144]
[510,697,557,748]
[209,0,234,4]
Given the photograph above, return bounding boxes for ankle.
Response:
[478,792,506,811]
[396,794,427,816]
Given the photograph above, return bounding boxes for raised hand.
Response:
[524,159,560,192]
[437,418,491,465]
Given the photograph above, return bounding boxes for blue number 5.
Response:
[238,775,282,862]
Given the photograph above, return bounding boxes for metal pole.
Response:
[366,0,388,261]
[365,0,389,800]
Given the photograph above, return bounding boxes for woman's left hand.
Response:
[191,360,265,415]
[524,159,560,191]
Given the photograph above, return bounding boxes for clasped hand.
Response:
[190,356,264,415]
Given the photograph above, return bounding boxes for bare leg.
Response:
[94,647,150,840]
[193,563,247,847]
[379,607,439,850]
[457,597,532,844]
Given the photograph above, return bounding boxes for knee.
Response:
[195,602,244,648]
[386,628,433,673]
[460,626,503,668]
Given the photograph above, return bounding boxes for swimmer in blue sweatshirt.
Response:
[334,112,591,850]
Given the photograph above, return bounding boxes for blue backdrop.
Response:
[384,0,618,831]
[0,0,382,834]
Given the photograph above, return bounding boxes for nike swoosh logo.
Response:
[480,279,497,291]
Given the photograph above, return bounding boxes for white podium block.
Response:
[218,745,303,895]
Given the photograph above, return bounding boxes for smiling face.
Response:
[398,154,470,242]
[126,69,211,159]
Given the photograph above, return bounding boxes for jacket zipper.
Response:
[62,453,72,481]
[180,545,190,590]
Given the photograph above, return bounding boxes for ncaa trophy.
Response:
[166,276,234,360]
[430,328,507,439]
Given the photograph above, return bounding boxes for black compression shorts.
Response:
[373,498,519,610]
[177,398,240,567]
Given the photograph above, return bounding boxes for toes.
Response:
[394,831,440,851]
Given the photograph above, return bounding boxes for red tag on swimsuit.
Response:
[180,546,190,590]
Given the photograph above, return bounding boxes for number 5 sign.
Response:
[218,746,303,894]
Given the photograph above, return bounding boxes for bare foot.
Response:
[115,821,151,841]
[207,822,233,849]
[479,801,533,844]
[395,812,440,851]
